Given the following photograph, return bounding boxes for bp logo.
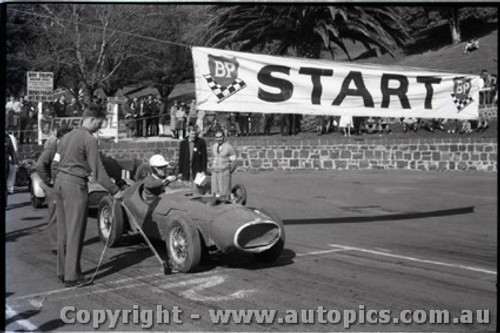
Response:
[203,54,246,103]
[451,77,473,112]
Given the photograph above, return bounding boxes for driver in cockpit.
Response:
[143,154,176,204]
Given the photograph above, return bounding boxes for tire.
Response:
[16,166,30,187]
[29,180,43,209]
[97,196,124,247]
[254,207,285,263]
[31,196,44,209]
[166,213,202,273]
[134,164,152,182]
[231,183,247,205]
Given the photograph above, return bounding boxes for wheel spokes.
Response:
[170,227,188,262]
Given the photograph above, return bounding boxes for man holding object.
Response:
[52,105,123,287]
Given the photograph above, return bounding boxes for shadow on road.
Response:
[22,216,44,221]
[6,223,47,243]
[283,206,474,225]
[36,319,67,332]
[5,308,40,327]
[83,235,102,246]
[211,248,296,271]
[83,247,155,280]
[6,201,32,211]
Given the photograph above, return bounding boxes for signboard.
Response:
[193,47,480,120]
[38,103,119,143]
[107,96,128,104]
[27,71,54,102]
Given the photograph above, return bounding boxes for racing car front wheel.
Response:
[253,207,285,263]
[166,213,202,273]
[97,196,125,247]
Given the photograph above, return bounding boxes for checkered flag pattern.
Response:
[451,93,474,112]
[204,75,246,103]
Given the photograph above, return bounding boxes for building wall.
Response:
[19,137,497,173]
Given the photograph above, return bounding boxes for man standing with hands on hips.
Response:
[52,105,123,287]
[210,129,237,200]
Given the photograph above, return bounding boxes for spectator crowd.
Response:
[6,68,497,145]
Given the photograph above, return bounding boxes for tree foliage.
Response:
[400,6,497,44]
[204,5,412,60]
[5,4,208,100]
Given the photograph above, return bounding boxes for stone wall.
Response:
[19,137,497,172]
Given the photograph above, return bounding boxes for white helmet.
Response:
[149,154,169,167]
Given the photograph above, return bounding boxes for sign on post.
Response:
[27,71,54,102]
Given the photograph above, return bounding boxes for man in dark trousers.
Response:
[178,125,207,182]
[52,105,123,287]
[35,127,72,255]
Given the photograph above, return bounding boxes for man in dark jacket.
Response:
[178,125,207,182]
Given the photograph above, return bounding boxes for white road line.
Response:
[296,249,348,257]
[329,244,497,275]
[9,268,228,304]
[5,304,38,331]
[110,273,164,284]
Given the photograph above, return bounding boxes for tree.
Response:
[204,5,412,60]
[425,7,497,44]
[6,4,207,102]
[125,5,210,101]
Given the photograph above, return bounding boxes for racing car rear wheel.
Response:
[134,164,152,182]
[253,207,285,263]
[231,183,247,205]
[97,196,124,247]
[166,213,202,273]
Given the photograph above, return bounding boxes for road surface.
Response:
[5,170,497,331]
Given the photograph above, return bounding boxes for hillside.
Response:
[336,22,497,76]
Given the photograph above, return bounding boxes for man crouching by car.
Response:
[143,154,176,205]
[35,127,73,255]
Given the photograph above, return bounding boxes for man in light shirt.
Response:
[210,129,237,200]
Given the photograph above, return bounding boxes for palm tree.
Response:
[205,5,412,60]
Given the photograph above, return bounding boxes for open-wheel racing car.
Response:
[97,166,285,273]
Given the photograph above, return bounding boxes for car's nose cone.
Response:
[212,208,282,253]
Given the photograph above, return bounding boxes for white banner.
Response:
[193,47,480,120]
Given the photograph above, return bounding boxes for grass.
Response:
[287,20,498,141]
[342,20,498,76]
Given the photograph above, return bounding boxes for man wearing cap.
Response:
[143,154,176,205]
[52,105,123,287]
